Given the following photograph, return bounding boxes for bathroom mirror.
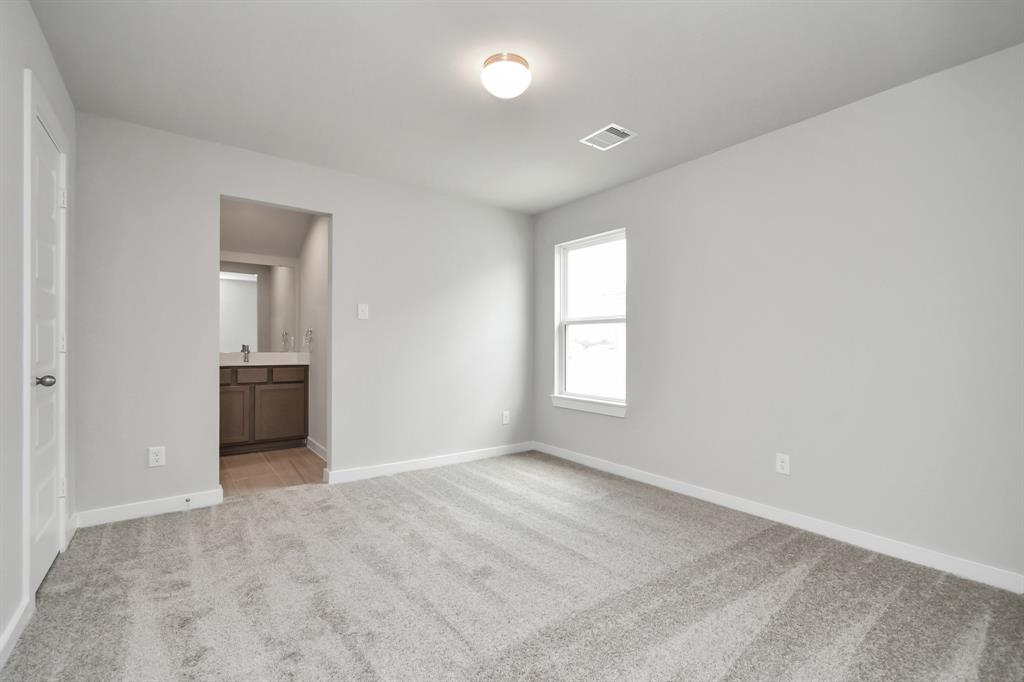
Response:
[219,262,299,352]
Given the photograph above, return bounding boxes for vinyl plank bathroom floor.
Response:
[219,447,325,497]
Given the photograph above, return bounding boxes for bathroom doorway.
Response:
[218,196,331,496]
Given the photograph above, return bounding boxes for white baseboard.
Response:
[326,441,534,485]
[0,597,34,670]
[530,441,1024,595]
[306,437,328,462]
[74,486,224,528]
[62,513,77,550]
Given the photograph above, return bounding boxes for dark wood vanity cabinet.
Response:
[219,386,251,445]
[220,365,308,455]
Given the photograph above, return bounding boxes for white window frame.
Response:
[551,228,627,418]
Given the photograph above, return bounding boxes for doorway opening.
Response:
[217,196,330,497]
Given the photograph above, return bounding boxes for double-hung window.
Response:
[552,229,627,417]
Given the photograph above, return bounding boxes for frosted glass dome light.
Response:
[481,53,531,99]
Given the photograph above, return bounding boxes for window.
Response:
[552,229,627,417]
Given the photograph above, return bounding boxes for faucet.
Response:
[241,344,250,363]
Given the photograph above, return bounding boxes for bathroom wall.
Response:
[73,114,533,512]
[268,265,298,351]
[299,216,330,455]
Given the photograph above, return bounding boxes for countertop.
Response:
[220,351,310,367]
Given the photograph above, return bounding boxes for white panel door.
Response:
[29,113,62,591]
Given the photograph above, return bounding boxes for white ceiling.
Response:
[220,197,314,258]
[32,1,1024,214]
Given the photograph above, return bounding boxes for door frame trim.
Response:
[22,68,71,603]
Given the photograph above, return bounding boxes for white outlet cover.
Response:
[148,446,166,467]
[502,410,511,425]
[357,303,369,319]
[775,453,790,476]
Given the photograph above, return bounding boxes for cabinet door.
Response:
[253,383,307,442]
[220,386,251,445]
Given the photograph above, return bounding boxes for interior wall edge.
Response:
[306,437,328,462]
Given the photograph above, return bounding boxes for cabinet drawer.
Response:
[272,366,306,383]
[236,367,268,384]
[219,368,233,385]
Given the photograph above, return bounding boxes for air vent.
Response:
[579,123,636,151]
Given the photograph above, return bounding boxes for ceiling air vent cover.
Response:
[579,123,636,151]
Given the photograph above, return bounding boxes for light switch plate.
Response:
[357,303,369,320]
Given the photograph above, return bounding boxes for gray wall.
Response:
[0,0,76,659]
[73,113,533,511]
[299,216,330,453]
[533,45,1024,575]
[268,265,298,351]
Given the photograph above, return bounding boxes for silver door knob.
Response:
[35,375,56,387]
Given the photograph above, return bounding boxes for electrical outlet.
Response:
[775,453,790,476]
[357,303,369,319]
[148,446,166,468]
[502,409,511,425]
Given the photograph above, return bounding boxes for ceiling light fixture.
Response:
[481,53,531,99]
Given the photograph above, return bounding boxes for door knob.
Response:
[35,375,56,387]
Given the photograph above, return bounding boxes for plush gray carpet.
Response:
[3,451,1022,681]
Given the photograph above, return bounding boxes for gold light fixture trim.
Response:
[481,52,532,99]
[483,52,529,70]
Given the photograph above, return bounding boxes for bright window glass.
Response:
[556,230,627,404]
[564,322,626,400]
[566,239,626,319]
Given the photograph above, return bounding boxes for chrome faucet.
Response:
[241,344,250,363]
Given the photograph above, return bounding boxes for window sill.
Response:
[550,394,627,418]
